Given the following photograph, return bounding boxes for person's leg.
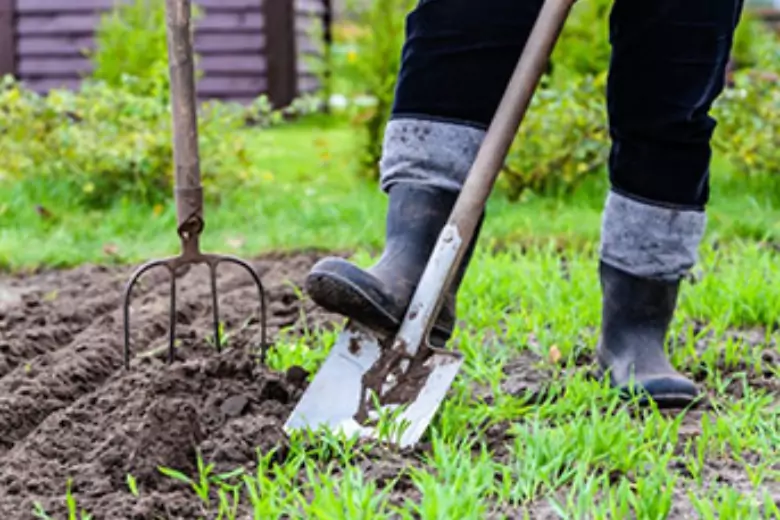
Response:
[306,0,544,346]
[598,0,745,405]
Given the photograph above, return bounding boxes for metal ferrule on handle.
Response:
[393,0,576,356]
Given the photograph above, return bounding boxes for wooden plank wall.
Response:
[0,0,14,76]
[295,0,327,95]
[1,0,328,106]
[756,8,780,32]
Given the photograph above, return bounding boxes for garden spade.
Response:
[284,0,576,447]
[120,0,268,368]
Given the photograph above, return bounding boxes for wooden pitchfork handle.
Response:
[167,0,204,245]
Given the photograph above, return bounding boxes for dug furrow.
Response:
[0,265,150,379]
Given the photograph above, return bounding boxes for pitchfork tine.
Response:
[168,270,177,364]
[215,256,270,363]
[209,261,221,351]
[122,259,172,369]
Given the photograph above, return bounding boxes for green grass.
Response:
[9,114,780,518]
[166,237,780,518]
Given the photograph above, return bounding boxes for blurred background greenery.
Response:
[0,0,778,269]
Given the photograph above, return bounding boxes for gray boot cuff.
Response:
[599,190,707,281]
[379,118,486,193]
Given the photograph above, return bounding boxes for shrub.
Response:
[501,73,610,200]
[0,77,220,208]
[548,0,612,83]
[712,11,780,177]
[731,9,780,72]
[0,0,321,211]
[0,74,314,210]
[712,69,780,177]
[336,0,417,181]
[88,0,188,100]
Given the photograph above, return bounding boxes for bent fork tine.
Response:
[122,259,173,369]
[212,256,269,364]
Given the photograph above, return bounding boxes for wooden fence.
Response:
[756,7,780,32]
[0,0,330,107]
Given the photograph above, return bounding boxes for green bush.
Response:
[712,69,780,176]
[0,77,230,208]
[731,9,780,72]
[0,74,315,210]
[548,0,612,83]
[501,73,610,200]
[88,0,187,100]
[0,0,321,211]
[713,10,780,178]
[337,0,417,181]
[496,0,612,199]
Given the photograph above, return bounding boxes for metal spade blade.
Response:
[283,321,463,448]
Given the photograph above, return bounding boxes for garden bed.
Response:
[0,251,778,518]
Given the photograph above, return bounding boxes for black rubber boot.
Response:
[305,183,481,347]
[596,261,700,407]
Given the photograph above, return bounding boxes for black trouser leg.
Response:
[606,0,745,209]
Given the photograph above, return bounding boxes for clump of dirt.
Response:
[0,252,339,519]
[0,349,303,519]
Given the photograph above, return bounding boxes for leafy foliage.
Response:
[499,0,613,198]
[0,76,294,210]
[88,0,183,100]
[334,0,417,181]
[0,0,320,211]
[712,69,780,177]
[712,11,780,177]
[731,9,780,72]
[501,74,610,200]
[548,0,613,83]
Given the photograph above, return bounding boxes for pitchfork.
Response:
[121,0,268,369]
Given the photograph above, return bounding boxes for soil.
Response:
[0,252,777,519]
[0,252,344,519]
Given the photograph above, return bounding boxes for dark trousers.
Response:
[391,0,745,209]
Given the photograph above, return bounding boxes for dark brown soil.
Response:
[0,252,344,519]
[1,252,777,519]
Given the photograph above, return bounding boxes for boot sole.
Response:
[306,270,401,337]
[595,367,702,409]
[306,270,453,343]
[624,391,702,410]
